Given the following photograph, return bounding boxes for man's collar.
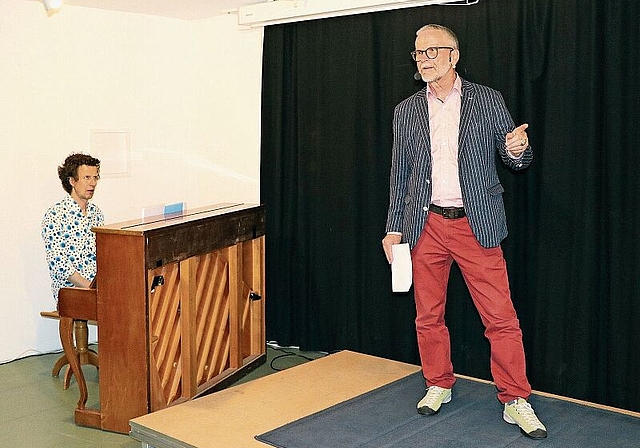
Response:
[63,194,92,212]
[427,73,462,100]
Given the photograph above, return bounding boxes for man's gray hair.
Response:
[416,24,459,49]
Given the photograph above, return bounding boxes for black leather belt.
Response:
[429,204,466,219]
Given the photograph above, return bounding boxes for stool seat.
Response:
[40,310,98,389]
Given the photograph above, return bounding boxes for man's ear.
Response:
[450,48,460,66]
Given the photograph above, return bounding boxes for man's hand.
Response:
[382,233,402,264]
[67,271,92,289]
[506,123,529,157]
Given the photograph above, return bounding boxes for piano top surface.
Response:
[93,202,262,235]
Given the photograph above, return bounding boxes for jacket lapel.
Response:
[414,87,431,153]
[458,79,475,153]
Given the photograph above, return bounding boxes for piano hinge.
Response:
[150,275,165,293]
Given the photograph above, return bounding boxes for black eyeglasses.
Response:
[410,46,455,61]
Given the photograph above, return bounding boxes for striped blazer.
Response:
[385,77,533,249]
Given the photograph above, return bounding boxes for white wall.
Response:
[0,1,264,363]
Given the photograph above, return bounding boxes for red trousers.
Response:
[412,212,531,403]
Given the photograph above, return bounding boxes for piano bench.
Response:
[40,310,99,390]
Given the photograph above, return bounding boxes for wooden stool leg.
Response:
[63,364,74,390]
[52,353,68,378]
[75,321,90,364]
[76,320,99,368]
[41,310,67,378]
[87,350,99,368]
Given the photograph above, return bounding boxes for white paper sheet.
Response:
[391,243,412,292]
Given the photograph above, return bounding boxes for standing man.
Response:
[382,24,547,439]
[42,153,104,303]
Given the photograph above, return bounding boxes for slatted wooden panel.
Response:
[147,251,234,407]
[147,238,264,410]
[148,263,182,407]
[195,251,231,386]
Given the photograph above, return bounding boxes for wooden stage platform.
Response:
[129,351,421,447]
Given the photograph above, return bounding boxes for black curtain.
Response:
[260,0,640,412]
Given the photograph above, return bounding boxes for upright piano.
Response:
[57,203,266,434]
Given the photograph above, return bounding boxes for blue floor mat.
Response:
[256,372,640,448]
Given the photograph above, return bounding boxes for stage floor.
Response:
[129,351,421,448]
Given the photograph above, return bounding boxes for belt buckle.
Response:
[442,208,455,219]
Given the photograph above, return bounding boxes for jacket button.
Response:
[423,206,429,212]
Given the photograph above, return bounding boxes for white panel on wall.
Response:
[90,129,131,177]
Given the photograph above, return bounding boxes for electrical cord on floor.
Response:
[267,341,328,371]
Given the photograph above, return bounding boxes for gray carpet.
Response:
[256,372,640,448]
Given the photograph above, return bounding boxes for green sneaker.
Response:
[503,398,548,439]
[417,386,452,415]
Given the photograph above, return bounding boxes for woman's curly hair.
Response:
[58,153,101,194]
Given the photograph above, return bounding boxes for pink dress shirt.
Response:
[428,75,464,208]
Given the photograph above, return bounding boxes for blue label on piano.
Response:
[163,202,184,216]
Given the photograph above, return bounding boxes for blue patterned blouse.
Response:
[41,195,104,301]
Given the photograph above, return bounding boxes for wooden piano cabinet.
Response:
[76,203,265,434]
